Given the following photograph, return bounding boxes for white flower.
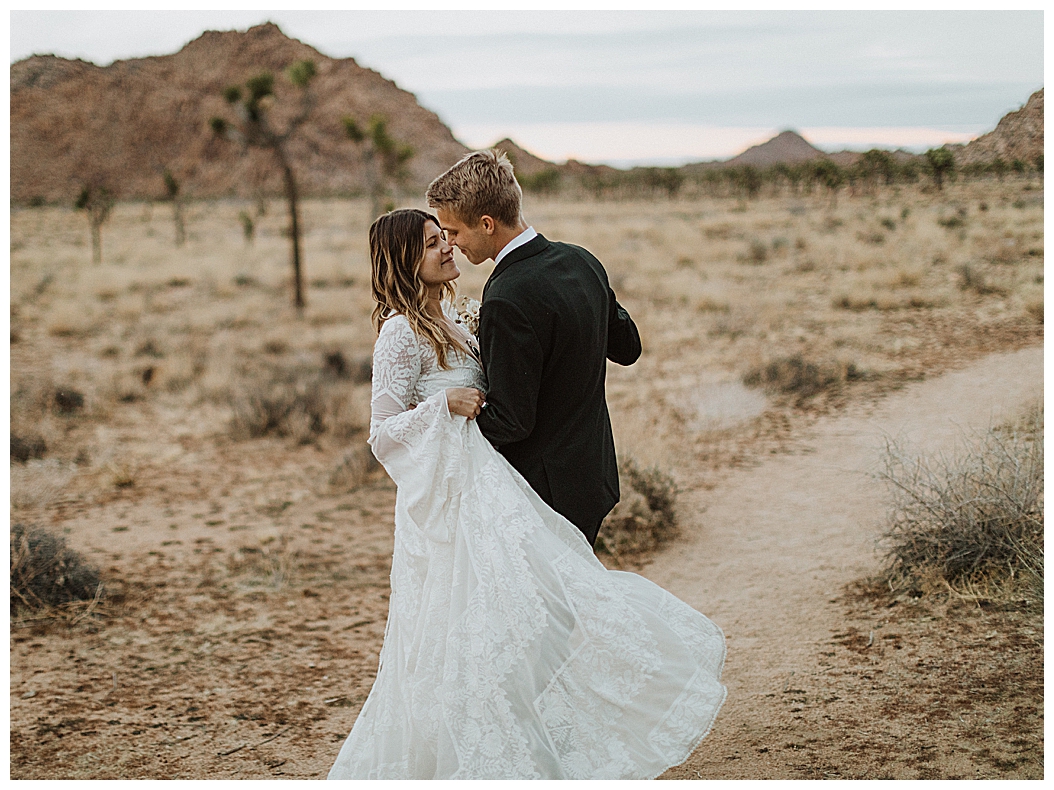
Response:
[454,296,481,337]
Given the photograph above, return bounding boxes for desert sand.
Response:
[10,181,1043,778]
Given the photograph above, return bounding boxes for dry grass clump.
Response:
[743,354,863,402]
[10,523,102,614]
[226,535,295,590]
[597,458,678,562]
[878,403,1043,602]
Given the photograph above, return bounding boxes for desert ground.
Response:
[9,178,1043,778]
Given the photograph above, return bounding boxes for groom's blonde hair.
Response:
[426,149,522,227]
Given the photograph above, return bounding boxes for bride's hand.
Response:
[446,387,486,419]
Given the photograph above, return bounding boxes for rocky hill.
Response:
[724,130,826,167]
[11,23,469,205]
[491,138,557,177]
[945,88,1043,167]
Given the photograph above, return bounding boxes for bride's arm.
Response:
[367,318,475,540]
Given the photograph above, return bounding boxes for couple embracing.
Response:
[328,150,726,780]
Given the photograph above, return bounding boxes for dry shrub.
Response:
[54,387,86,414]
[878,404,1043,601]
[597,459,678,562]
[46,304,97,338]
[693,295,731,313]
[11,433,47,463]
[743,354,862,402]
[10,523,102,614]
[229,365,368,444]
[956,263,1006,296]
[833,291,879,312]
[105,459,138,489]
[160,351,205,393]
[322,350,372,383]
[1024,298,1043,323]
[743,238,768,264]
[329,444,381,491]
[231,376,325,443]
[885,266,923,288]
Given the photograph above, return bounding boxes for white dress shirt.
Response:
[494,226,537,265]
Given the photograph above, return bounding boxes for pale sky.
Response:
[9,9,1045,166]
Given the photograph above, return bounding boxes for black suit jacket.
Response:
[474,234,641,542]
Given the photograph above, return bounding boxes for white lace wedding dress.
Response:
[327,306,726,780]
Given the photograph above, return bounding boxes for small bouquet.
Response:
[454,296,481,337]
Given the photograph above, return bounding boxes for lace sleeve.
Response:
[367,317,464,543]
[370,317,425,438]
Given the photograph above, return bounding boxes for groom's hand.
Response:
[446,388,486,419]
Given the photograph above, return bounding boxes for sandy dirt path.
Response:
[653,345,1043,779]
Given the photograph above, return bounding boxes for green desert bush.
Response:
[878,404,1043,601]
[597,459,678,562]
[10,523,102,614]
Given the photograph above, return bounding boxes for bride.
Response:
[327,209,726,780]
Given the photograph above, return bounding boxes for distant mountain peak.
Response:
[491,138,558,176]
[726,130,826,167]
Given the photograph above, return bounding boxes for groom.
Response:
[427,149,641,546]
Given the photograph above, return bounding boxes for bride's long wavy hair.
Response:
[370,208,467,370]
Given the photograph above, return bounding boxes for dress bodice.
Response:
[413,316,485,403]
[369,303,485,441]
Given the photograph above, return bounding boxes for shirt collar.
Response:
[494,226,537,265]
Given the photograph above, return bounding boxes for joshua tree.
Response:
[343,113,415,222]
[859,149,895,193]
[210,60,318,313]
[74,182,115,264]
[924,147,955,191]
[162,169,186,246]
[768,163,793,197]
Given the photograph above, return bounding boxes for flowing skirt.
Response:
[328,408,726,779]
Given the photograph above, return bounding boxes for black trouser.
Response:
[578,516,603,548]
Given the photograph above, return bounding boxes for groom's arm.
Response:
[475,296,543,447]
[606,292,642,365]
